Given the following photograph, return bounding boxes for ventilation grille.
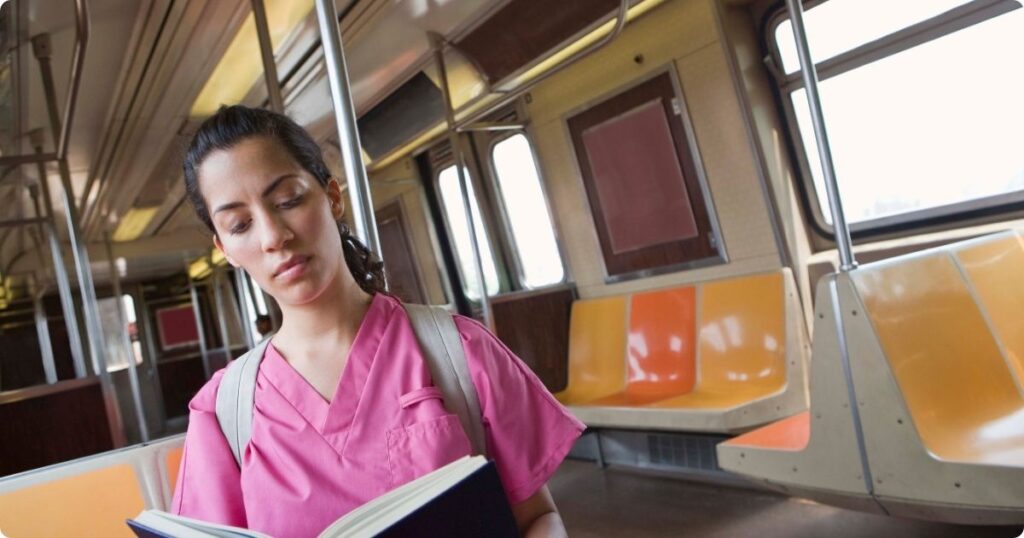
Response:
[647,433,719,471]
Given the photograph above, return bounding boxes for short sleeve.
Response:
[454,316,585,505]
[171,368,247,527]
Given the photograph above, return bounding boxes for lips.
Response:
[273,255,311,280]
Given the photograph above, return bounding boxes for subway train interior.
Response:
[0,0,1023,535]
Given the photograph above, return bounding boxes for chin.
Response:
[272,278,333,307]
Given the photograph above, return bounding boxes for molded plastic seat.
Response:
[954,232,1024,390]
[554,296,628,405]
[567,269,810,433]
[717,274,879,514]
[585,287,697,406]
[649,272,787,409]
[0,452,149,536]
[852,251,1024,466]
[720,231,1024,524]
[0,434,186,532]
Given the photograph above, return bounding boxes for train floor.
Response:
[549,459,1023,537]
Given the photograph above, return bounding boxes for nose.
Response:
[257,211,294,252]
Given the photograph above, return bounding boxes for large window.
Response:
[771,0,1024,231]
[490,134,565,289]
[438,166,500,300]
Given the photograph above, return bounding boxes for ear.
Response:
[326,177,346,220]
[212,236,240,268]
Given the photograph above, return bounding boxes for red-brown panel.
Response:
[454,0,619,84]
[377,202,428,304]
[490,286,576,392]
[0,379,114,477]
[158,357,206,419]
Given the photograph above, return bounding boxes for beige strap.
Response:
[403,303,488,457]
[215,338,270,467]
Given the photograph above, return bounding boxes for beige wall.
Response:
[716,1,814,324]
[524,0,781,299]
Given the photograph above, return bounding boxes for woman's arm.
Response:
[512,485,567,538]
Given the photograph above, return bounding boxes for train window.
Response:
[771,1,1024,232]
[242,274,269,341]
[437,166,500,300]
[773,0,974,74]
[490,134,565,289]
[566,71,722,280]
[101,294,143,372]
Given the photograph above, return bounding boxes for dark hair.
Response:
[183,105,386,296]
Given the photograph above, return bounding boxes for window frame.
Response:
[765,0,1024,238]
[485,130,570,291]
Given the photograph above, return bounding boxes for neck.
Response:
[274,269,374,355]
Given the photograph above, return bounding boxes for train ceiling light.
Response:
[112,206,160,242]
[190,0,314,117]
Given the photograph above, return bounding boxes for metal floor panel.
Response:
[549,459,1023,537]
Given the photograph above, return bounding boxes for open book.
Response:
[127,456,518,538]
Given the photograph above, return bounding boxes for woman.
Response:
[172,105,584,537]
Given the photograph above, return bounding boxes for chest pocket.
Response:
[386,386,473,489]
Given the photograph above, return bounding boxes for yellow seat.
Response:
[851,253,1024,465]
[649,272,787,409]
[0,462,145,536]
[555,296,628,405]
[954,231,1024,391]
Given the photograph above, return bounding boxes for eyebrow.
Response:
[212,174,299,215]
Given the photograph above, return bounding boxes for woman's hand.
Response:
[512,485,567,538]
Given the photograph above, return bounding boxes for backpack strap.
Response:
[214,303,488,468]
[215,338,270,467]
[402,303,488,458]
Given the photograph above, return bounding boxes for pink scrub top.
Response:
[171,293,585,537]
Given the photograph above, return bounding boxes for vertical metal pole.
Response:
[211,266,234,356]
[34,33,125,447]
[136,288,168,429]
[234,268,257,348]
[186,268,213,379]
[31,275,58,384]
[105,235,150,442]
[312,0,382,259]
[251,0,285,113]
[32,143,87,378]
[430,33,493,329]
[785,0,856,271]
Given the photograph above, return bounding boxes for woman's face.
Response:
[200,135,347,307]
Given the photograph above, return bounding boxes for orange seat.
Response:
[0,462,145,536]
[650,272,787,409]
[724,410,810,452]
[585,286,697,406]
[554,296,628,405]
[166,445,184,502]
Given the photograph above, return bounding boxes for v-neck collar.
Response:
[260,293,392,436]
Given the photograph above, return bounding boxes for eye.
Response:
[229,219,251,235]
[277,193,304,209]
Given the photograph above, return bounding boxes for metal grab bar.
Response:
[313,0,383,261]
[58,0,89,161]
[784,0,856,271]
